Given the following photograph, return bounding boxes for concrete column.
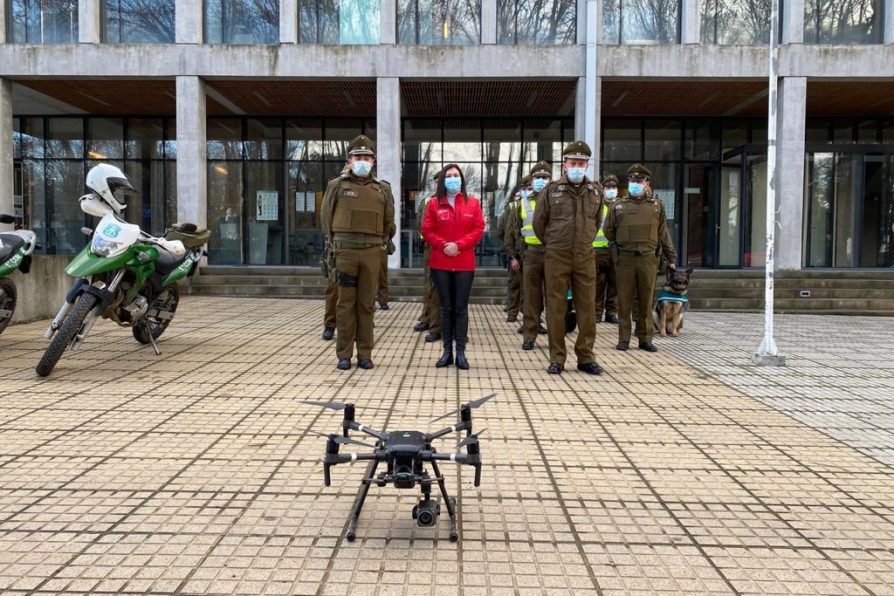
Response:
[885,0,894,43]
[681,0,700,43]
[78,0,101,42]
[0,80,12,231]
[782,0,804,43]
[280,0,298,43]
[377,77,401,269]
[576,0,588,44]
[481,0,497,44]
[776,76,807,271]
[380,0,397,44]
[0,0,7,44]
[176,77,207,228]
[580,0,600,176]
[176,0,204,43]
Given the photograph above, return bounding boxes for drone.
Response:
[301,393,494,542]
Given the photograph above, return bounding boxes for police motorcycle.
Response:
[0,215,38,337]
[36,164,209,377]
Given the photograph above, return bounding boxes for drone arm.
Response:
[347,421,388,442]
[426,419,472,441]
[323,452,382,486]
[425,451,482,487]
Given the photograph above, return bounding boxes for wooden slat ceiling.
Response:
[15,79,183,115]
[205,80,378,116]
[807,82,894,116]
[601,80,769,117]
[401,81,577,117]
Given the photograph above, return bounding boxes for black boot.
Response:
[436,340,454,368]
[454,309,469,370]
[455,346,469,370]
[436,306,454,368]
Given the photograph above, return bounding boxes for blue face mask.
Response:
[351,160,372,177]
[604,188,618,200]
[532,178,548,193]
[444,177,462,194]
[567,167,586,184]
[628,182,645,197]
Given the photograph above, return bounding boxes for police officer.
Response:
[505,162,552,350]
[532,142,604,375]
[604,163,676,353]
[377,244,390,310]
[322,280,336,340]
[498,185,523,322]
[321,135,396,370]
[594,174,620,324]
[413,173,442,342]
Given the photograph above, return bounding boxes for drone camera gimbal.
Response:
[306,394,494,542]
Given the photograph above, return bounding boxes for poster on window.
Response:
[257,191,279,221]
[296,192,315,213]
[655,190,675,220]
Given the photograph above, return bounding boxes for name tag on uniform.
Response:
[462,212,473,218]
[438,209,450,221]
[343,190,358,197]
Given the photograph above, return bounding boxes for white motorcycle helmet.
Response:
[86,164,136,215]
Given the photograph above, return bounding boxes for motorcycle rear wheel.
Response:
[0,278,17,335]
[132,284,180,344]
[36,292,98,377]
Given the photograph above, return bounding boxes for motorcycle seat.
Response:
[166,224,210,249]
[154,244,188,277]
[0,233,25,264]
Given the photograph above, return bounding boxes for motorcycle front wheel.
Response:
[133,284,180,344]
[36,292,98,377]
[0,278,17,336]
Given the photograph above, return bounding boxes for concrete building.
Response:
[2,0,893,278]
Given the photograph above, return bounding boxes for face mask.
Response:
[444,177,462,194]
[351,160,372,177]
[604,188,618,200]
[628,182,645,197]
[532,178,548,192]
[567,167,585,184]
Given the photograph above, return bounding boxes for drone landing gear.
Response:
[344,460,460,543]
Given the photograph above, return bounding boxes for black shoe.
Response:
[517,326,524,334]
[605,314,619,324]
[547,363,563,374]
[358,358,374,369]
[322,327,335,341]
[596,314,603,323]
[538,324,548,334]
[337,358,351,370]
[436,348,454,368]
[379,302,389,311]
[413,321,429,332]
[455,350,469,370]
[616,342,629,351]
[506,314,517,323]
[522,340,534,351]
[577,362,604,375]
[638,342,658,352]
[425,331,441,343]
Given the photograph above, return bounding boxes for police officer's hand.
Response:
[510,258,520,272]
[444,242,460,257]
[669,262,677,271]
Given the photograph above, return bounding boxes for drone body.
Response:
[303,394,494,542]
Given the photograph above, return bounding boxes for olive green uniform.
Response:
[324,279,337,329]
[417,194,441,333]
[377,247,389,304]
[498,197,523,317]
[321,171,396,361]
[532,176,604,366]
[604,192,676,345]
[504,190,545,343]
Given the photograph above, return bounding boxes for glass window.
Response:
[398,0,481,45]
[483,119,521,163]
[700,0,769,44]
[323,119,365,160]
[286,118,324,160]
[207,161,244,264]
[444,121,482,162]
[18,118,45,158]
[884,120,894,144]
[205,0,279,44]
[46,118,84,159]
[403,119,442,163]
[45,159,87,255]
[497,0,576,44]
[603,0,679,44]
[804,0,880,44]
[7,0,78,43]
[685,120,720,161]
[644,119,681,161]
[602,119,641,162]
[245,118,283,160]
[207,119,244,160]
[87,118,125,160]
[721,120,748,153]
[523,119,562,165]
[858,120,879,144]
[806,119,831,144]
[298,0,380,44]
[125,118,166,159]
[102,0,174,43]
[163,118,177,159]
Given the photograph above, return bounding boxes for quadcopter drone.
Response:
[302,393,494,542]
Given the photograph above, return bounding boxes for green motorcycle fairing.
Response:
[0,245,27,277]
[161,250,201,287]
[65,243,160,305]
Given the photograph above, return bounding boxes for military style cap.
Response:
[602,174,619,186]
[519,175,532,186]
[627,163,652,178]
[347,134,375,157]
[529,161,552,178]
[562,140,592,160]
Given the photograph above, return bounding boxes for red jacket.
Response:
[422,193,485,271]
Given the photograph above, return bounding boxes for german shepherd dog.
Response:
[653,268,693,337]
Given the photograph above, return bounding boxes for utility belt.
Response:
[521,244,546,256]
[331,238,381,250]
[616,247,657,257]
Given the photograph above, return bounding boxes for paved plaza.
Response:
[0,297,892,595]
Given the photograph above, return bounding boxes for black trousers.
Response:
[431,269,475,348]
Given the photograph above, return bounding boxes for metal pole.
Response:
[753,0,786,367]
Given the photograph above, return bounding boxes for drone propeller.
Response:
[457,429,486,449]
[309,431,377,449]
[432,393,496,422]
[301,400,394,412]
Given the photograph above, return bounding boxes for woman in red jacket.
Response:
[421,164,486,370]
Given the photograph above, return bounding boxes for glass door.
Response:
[718,165,743,267]
[683,164,716,268]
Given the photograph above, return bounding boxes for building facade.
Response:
[1,0,893,271]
